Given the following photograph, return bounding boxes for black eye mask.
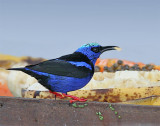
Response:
[91,47,100,53]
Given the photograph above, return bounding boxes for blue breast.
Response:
[47,74,92,93]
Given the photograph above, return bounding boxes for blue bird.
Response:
[8,43,120,103]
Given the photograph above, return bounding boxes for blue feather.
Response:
[67,61,92,70]
[24,67,92,93]
[47,74,91,93]
[76,44,101,65]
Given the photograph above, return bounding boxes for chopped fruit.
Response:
[95,58,160,72]
[0,82,13,96]
[94,66,100,72]
[117,60,123,65]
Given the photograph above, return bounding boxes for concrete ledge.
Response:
[0,96,159,126]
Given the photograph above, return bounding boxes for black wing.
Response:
[26,59,92,78]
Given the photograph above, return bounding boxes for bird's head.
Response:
[76,43,121,65]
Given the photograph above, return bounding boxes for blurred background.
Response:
[0,0,160,64]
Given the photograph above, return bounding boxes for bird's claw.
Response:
[69,98,87,103]
[49,91,65,99]
[49,91,87,103]
[62,93,87,103]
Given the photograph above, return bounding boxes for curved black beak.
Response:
[100,46,121,53]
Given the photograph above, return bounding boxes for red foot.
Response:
[62,93,87,103]
[49,91,87,103]
[49,91,64,99]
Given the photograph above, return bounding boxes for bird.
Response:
[8,43,120,103]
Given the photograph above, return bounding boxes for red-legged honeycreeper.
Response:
[7,43,120,103]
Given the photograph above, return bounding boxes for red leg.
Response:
[49,91,87,103]
[49,91,64,99]
[62,93,87,103]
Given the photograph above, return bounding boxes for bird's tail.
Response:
[7,68,25,71]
